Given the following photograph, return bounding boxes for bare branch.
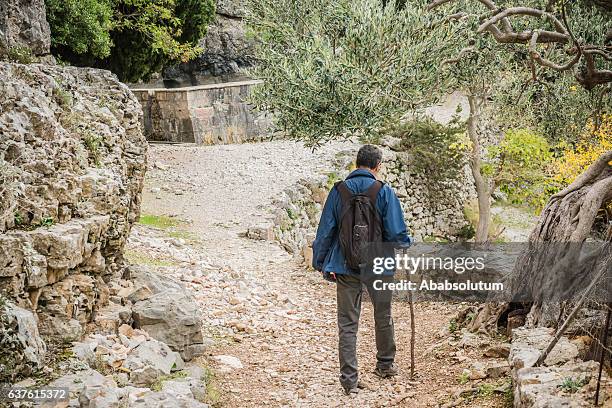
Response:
[428,0,612,88]
[478,7,568,35]
[443,46,475,64]
[529,30,581,70]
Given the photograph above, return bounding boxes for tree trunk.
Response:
[469,151,612,333]
[467,94,491,243]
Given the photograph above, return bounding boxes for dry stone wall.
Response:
[0,62,148,350]
[266,146,475,264]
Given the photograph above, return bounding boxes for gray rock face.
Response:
[124,338,183,379]
[0,0,51,55]
[132,291,205,360]
[509,327,607,407]
[129,265,184,295]
[127,389,210,408]
[0,62,147,343]
[49,368,117,405]
[0,300,46,381]
[162,0,254,85]
[216,0,246,16]
[79,384,121,408]
[510,327,579,369]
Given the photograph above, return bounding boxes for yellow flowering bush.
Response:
[554,115,612,186]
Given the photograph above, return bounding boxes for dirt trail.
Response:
[137,141,510,407]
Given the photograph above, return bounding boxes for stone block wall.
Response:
[132,80,270,144]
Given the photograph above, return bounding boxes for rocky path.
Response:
[131,141,512,407]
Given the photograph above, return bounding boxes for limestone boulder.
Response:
[48,368,117,406]
[125,389,210,408]
[132,291,205,360]
[162,0,254,85]
[124,338,184,386]
[129,265,184,295]
[514,361,603,408]
[510,327,579,369]
[0,300,46,381]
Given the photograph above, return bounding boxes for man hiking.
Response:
[312,144,413,395]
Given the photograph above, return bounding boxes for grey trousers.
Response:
[336,274,396,389]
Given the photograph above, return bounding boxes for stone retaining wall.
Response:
[132,80,270,145]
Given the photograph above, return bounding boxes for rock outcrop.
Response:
[510,327,610,407]
[162,0,253,86]
[129,266,206,361]
[0,0,51,55]
[0,62,147,350]
[0,299,46,382]
[267,145,474,263]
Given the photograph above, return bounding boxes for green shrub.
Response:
[391,116,468,196]
[3,46,35,64]
[45,0,216,82]
[483,128,553,212]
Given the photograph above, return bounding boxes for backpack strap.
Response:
[365,180,383,205]
[334,181,352,204]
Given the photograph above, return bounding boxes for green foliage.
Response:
[457,223,476,240]
[325,172,341,190]
[1,45,35,64]
[494,72,610,145]
[484,128,553,211]
[286,207,299,220]
[53,86,73,109]
[457,371,470,385]
[39,217,55,228]
[138,214,180,229]
[557,377,588,393]
[82,132,103,166]
[245,0,464,146]
[448,318,458,333]
[45,0,113,59]
[433,0,610,143]
[391,116,468,189]
[45,0,216,82]
[150,370,188,392]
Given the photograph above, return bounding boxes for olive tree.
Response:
[244,0,463,147]
[431,0,611,331]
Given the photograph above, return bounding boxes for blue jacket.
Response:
[312,169,412,277]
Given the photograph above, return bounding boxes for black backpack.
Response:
[335,180,384,271]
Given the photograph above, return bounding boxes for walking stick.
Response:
[594,303,611,406]
[398,248,416,378]
[409,289,415,378]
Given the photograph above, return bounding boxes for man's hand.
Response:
[323,272,337,282]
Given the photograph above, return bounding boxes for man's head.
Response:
[356,144,383,176]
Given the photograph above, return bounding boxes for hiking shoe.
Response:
[343,385,359,396]
[373,364,399,378]
[342,380,367,395]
